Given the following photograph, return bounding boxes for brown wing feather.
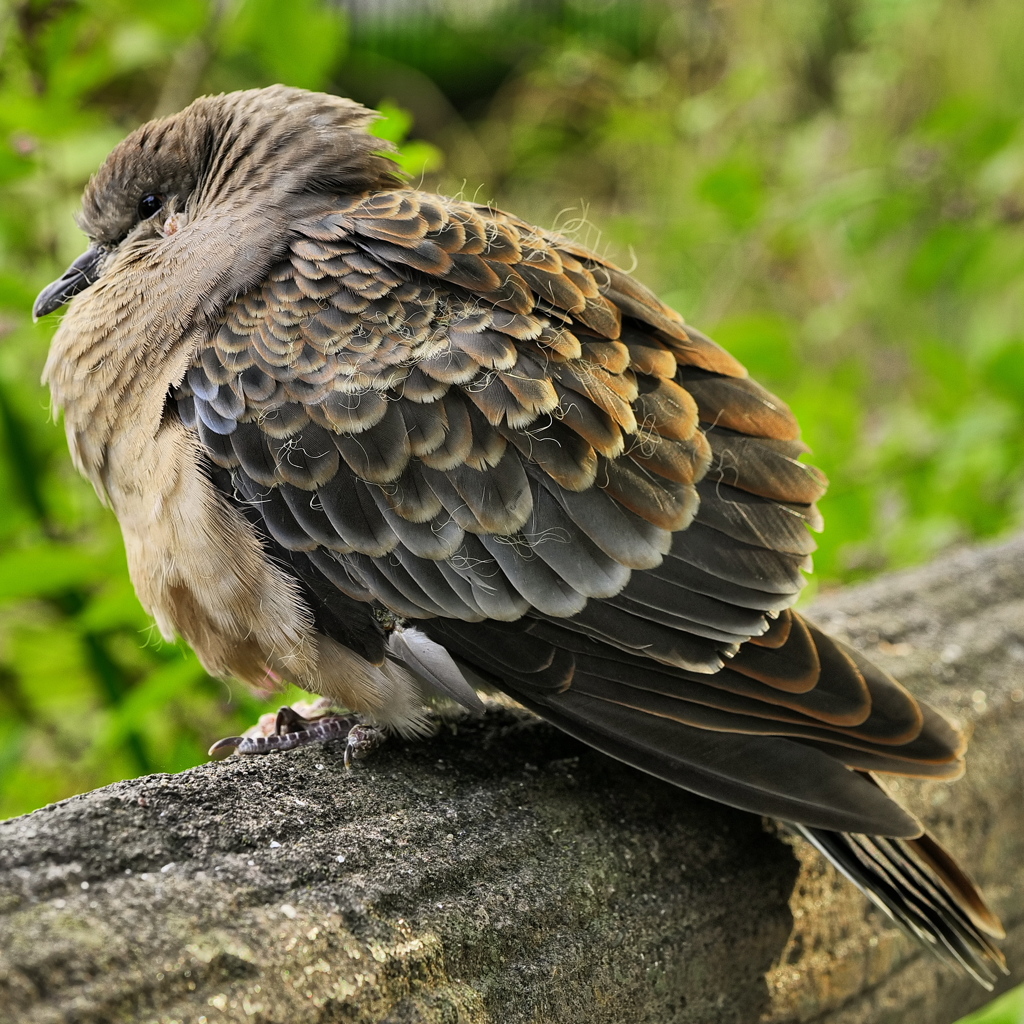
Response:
[176,186,969,835]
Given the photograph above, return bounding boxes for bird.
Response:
[34,85,1006,985]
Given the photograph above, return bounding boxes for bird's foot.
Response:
[342,722,385,767]
[208,698,384,767]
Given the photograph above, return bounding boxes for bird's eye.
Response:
[137,194,164,220]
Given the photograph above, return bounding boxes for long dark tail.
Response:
[798,825,1008,988]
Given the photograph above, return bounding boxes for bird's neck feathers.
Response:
[44,208,276,495]
[45,87,402,494]
[189,87,402,213]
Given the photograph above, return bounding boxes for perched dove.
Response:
[34,86,1006,983]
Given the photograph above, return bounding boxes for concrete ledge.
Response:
[2,535,1023,1023]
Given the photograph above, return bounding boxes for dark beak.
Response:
[33,246,104,320]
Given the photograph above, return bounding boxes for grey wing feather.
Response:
[388,626,486,712]
[170,181,1003,980]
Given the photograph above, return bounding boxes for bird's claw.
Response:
[343,723,385,767]
[207,700,384,765]
[208,734,247,759]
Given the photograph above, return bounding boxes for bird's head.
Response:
[34,86,400,319]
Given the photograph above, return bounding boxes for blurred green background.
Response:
[0,0,1022,1018]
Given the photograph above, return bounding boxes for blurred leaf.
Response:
[697,157,764,231]
[956,984,1024,1024]
[370,99,413,144]
[371,100,444,177]
[905,223,987,293]
[221,0,347,90]
[73,577,151,633]
[709,314,799,384]
[94,650,204,751]
[0,543,108,603]
[393,139,444,178]
[983,341,1024,408]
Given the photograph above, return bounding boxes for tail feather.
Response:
[797,825,1008,988]
[907,831,1005,939]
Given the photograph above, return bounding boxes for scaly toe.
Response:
[344,724,385,767]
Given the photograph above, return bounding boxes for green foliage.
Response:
[220,0,346,89]
[370,100,443,177]
[958,986,1024,1024]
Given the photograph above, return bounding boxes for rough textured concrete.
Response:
[1,535,1023,1024]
